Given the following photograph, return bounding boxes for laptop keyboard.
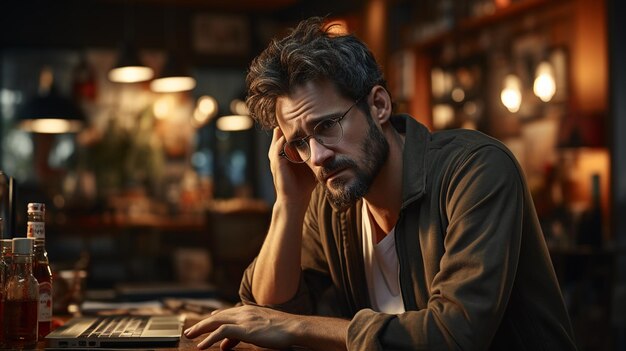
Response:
[79,316,149,338]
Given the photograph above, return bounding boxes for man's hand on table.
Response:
[183,305,349,351]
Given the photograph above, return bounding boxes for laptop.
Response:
[46,315,184,349]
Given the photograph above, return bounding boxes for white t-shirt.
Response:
[361,201,405,314]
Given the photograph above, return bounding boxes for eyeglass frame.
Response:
[279,95,365,163]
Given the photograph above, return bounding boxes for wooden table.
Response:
[162,318,266,351]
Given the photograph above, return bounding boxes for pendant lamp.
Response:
[18,67,86,134]
[533,60,556,103]
[150,5,195,93]
[500,73,522,113]
[150,53,196,93]
[108,41,154,83]
[108,0,153,83]
[216,99,253,131]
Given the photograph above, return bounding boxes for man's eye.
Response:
[317,119,337,131]
[291,139,309,151]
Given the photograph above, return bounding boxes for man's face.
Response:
[276,80,389,210]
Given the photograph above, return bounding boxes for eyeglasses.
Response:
[279,97,362,163]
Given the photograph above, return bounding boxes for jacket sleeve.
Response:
[348,145,525,350]
[239,186,339,316]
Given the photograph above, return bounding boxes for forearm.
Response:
[252,199,308,305]
[292,315,349,351]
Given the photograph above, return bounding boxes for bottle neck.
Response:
[27,212,46,242]
[12,253,34,276]
[32,240,49,262]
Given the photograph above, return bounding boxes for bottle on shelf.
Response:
[26,203,53,338]
[578,173,604,247]
[2,237,39,349]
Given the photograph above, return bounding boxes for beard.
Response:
[319,114,389,210]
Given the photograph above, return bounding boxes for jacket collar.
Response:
[396,114,429,209]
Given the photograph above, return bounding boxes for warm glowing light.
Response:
[501,74,522,113]
[216,115,253,131]
[20,119,82,134]
[451,87,465,102]
[533,61,556,102]
[191,96,219,128]
[325,20,349,34]
[432,104,455,130]
[150,76,196,93]
[108,66,154,83]
[198,96,218,117]
[431,68,445,98]
[229,99,249,116]
[463,101,478,116]
[153,96,176,120]
[193,109,208,127]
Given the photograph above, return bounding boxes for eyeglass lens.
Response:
[283,119,343,163]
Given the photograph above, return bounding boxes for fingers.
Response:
[184,309,232,339]
[270,127,286,160]
[186,313,239,350]
[272,126,284,141]
[220,337,241,350]
[197,324,243,350]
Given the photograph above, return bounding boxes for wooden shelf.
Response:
[412,0,570,49]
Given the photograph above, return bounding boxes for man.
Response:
[184,17,577,350]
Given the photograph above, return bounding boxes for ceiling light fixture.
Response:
[533,60,556,102]
[108,0,153,83]
[108,42,154,83]
[18,67,86,134]
[500,74,522,113]
[216,98,253,131]
[150,5,195,93]
[150,54,196,93]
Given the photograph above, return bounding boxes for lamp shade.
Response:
[216,115,253,131]
[18,68,86,134]
[108,42,154,83]
[150,54,196,93]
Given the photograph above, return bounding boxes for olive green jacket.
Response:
[240,115,577,350]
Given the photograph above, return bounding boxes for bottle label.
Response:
[38,281,53,322]
[27,222,45,239]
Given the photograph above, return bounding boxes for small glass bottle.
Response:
[27,203,53,338]
[3,238,39,349]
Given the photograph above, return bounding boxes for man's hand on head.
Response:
[270,127,317,208]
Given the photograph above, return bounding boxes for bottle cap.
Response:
[12,237,34,255]
[27,203,45,213]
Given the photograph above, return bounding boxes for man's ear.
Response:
[368,85,392,125]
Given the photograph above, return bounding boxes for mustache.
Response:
[317,158,357,182]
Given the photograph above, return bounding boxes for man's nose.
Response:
[309,138,333,166]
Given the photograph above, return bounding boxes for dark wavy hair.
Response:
[246,17,387,130]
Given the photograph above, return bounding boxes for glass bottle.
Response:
[578,174,604,247]
[26,203,53,338]
[0,238,13,349]
[3,237,39,349]
[1,238,13,285]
